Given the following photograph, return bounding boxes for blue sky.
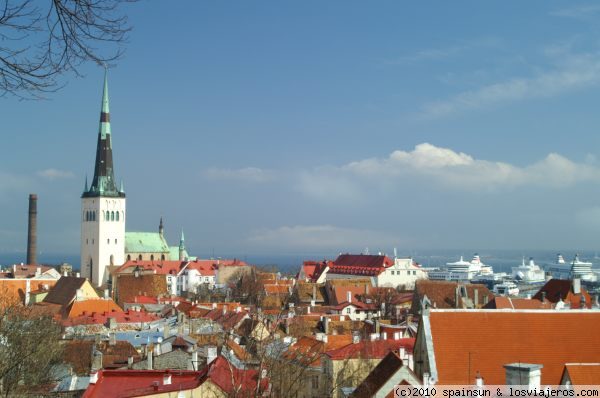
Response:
[4,1,600,259]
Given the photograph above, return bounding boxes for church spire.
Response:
[83,70,123,198]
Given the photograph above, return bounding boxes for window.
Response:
[105,212,109,221]
[346,308,351,314]
[116,211,119,221]
[92,211,96,221]
[138,254,142,260]
[391,271,395,275]
[115,239,117,244]
[111,211,115,221]
[311,376,319,390]
[86,239,89,244]
[150,254,154,261]
[107,239,110,244]
[127,255,131,261]
[161,254,165,261]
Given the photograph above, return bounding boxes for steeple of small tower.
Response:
[179,230,186,261]
[159,217,164,237]
[83,69,123,198]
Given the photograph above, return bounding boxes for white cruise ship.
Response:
[428,254,494,281]
[511,257,546,284]
[547,253,598,282]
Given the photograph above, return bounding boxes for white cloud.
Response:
[202,167,276,183]
[247,225,404,250]
[389,38,501,65]
[296,143,600,199]
[37,168,74,180]
[420,52,600,119]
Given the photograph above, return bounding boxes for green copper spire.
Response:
[179,230,185,248]
[82,70,123,199]
[84,175,88,192]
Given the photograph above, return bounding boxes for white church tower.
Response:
[81,72,126,287]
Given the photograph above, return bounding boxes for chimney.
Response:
[147,351,153,370]
[541,292,546,302]
[504,363,543,388]
[189,350,199,370]
[399,346,405,359]
[312,285,317,302]
[109,332,116,346]
[35,267,41,277]
[474,289,479,307]
[75,289,84,301]
[483,294,488,305]
[26,194,37,265]
[89,371,98,384]
[394,331,400,340]
[455,286,460,308]
[76,272,80,278]
[104,289,109,299]
[163,373,171,385]
[381,331,387,340]
[323,317,329,334]
[347,291,352,303]
[475,371,484,387]
[207,346,217,365]
[127,356,133,369]
[307,306,311,314]
[236,306,241,313]
[365,284,369,295]
[352,333,360,344]
[374,319,380,334]
[573,278,581,294]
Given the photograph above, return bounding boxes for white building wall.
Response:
[375,258,428,289]
[81,197,126,287]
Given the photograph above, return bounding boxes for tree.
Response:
[0,292,64,397]
[1,0,134,98]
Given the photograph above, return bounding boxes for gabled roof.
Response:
[561,363,600,385]
[424,310,600,385]
[325,338,415,360]
[350,351,412,398]
[411,280,492,311]
[125,232,170,253]
[206,356,268,395]
[5,264,55,278]
[67,298,123,318]
[43,277,89,306]
[295,281,326,303]
[114,274,169,307]
[533,279,592,309]
[116,260,184,276]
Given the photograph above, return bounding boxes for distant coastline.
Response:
[1,249,599,275]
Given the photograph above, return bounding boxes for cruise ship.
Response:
[428,254,494,281]
[547,253,598,282]
[511,257,546,284]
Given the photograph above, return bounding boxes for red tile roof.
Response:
[562,363,600,385]
[116,260,184,276]
[264,284,291,295]
[67,299,123,318]
[328,254,394,276]
[82,369,204,398]
[206,356,269,395]
[325,338,415,360]
[426,310,600,384]
[484,296,553,310]
[62,309,160,326]
[300,260,329,282]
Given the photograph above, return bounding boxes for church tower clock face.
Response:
[81,71,126,287]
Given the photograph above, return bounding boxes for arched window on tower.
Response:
[161,254,165,261]
[105,211,109,221]
[150,254,154,261]
[85,211,88,222]
[111,211,115,221]
[138,254,142,261]
[92,211,96,222]
[127,254,131,261]
[116,211,120,221]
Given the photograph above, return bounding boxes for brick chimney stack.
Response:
[26,194,37,265]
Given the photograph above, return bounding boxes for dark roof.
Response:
[334,254,393,268]
[350,351,404,398]
[532,279,592,308]
[43,277,87,306]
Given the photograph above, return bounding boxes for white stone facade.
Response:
[81,196,126,287]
